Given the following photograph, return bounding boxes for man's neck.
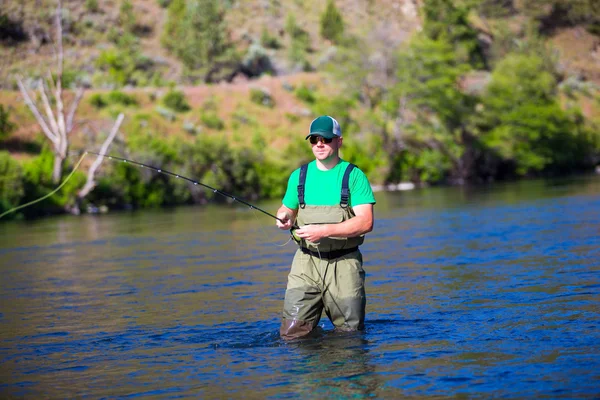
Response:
[315,155,341,171]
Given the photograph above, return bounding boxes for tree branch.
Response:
[16,78,59,146]
[78,113,125,199]
[38,81,60,138]
[66,87,84,133]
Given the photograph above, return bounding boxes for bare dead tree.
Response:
[16,0,84,184]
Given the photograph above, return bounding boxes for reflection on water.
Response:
[1,176,599,398]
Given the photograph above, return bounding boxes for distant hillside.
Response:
[1,1,599,87]
[0,0,420,88]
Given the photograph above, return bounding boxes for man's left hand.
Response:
[295,225,328,243]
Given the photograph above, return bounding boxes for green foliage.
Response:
[0,105,16,141]
[401,149,452,183]
[516,0,600,34]
[250,88,276,107]
[261,28,281,49]
[422,0,486,68]
[95,34,154,87]
[200,112,225,130]
[341,134,388,183]
[295,84,316,103]
[478,52,594,175]
[162,0,239,80]
[320,0,345,44]
[20,149,86,217]
[119,0,136,34]
[161,0,186,52]
[285,14,312,66]
[386,35,478,183]
[98,132,191,208]
[53,68,80,89]
[183,136,263,202]
[85,0,99,13]
[162,89,190,112]
[0,151,24,216]
[90,90,139,109]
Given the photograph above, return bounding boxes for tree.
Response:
[421,0,486,68]
[16,0,123,212]
[391,36,478,183]
[164,0,238,81]
[16,0,84,184]
[320,0,345,43]
[478,53,593,175]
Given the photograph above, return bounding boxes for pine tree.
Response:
[161,0,186,52]
[320,0,344,43]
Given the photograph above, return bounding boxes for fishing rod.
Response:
[0,151,286,223]
[86,151,284,223]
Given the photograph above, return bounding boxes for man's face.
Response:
[309,135,342,162]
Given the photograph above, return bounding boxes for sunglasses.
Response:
[308,136,334,144]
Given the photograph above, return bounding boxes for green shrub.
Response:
[250,88,275,108]
[89,93,108,108]
[261,28,281,49]
[89,91,138,108]
[0,105,16,141]
[20,149,86,217]
[85,0,99,13]
[200,112,225,130]
[320,0,344,43]
[0,151,24,216]
[96,34,155,87]
[295,84,316,103]
[162,89,190,112]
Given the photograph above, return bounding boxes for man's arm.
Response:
[276,204,298,230]
[294,203,374,243]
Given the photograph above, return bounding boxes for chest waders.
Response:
[281,163,367,340]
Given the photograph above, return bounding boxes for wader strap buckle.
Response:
[340,163,356,208]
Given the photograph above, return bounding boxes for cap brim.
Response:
[305,131,337,140]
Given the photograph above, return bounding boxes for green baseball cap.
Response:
[306,115,342,139]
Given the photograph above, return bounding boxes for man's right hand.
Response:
[276,210,294,230]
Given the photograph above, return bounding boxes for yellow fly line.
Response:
[0,152,88,220]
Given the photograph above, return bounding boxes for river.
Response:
[1,176,599,398]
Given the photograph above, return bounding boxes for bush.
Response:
[200,112,225,130]
[0,105,16,141]
[107,90,138,106]
[85,0,99,13]
[261,28,281,49]
[250,88,275,108]
[320,0,345,43]
[89,93,108,108]
[295,84,316,103]
[0,151,24,217]
[20,149,86,217]
[89,91,138,108]
[162,89,190,112]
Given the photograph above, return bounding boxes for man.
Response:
[276,115,376,340]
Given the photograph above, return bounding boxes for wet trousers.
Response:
[280,248,366,340]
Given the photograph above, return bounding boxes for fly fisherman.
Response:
[276,115,376,340]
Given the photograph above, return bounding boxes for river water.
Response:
[1,176,599,398]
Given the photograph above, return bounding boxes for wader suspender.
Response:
[297,163,356,208]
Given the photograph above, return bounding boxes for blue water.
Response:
[1,177,599,398]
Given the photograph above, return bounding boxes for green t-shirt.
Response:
[282,160,376,209]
